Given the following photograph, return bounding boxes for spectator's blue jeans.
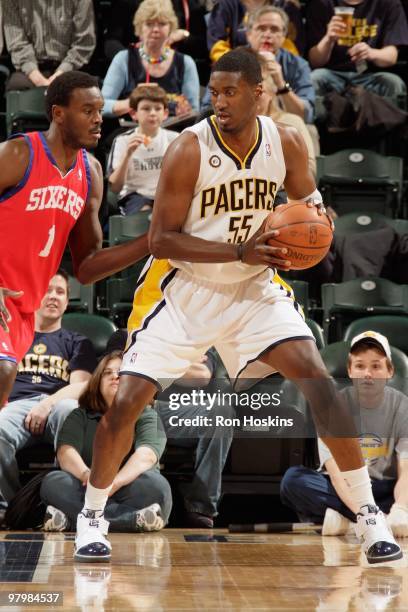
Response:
[312,68,406,99]
[0,396,77,503]
[40,468,172,531]
[280,465,395,523]
[156,400,235,517]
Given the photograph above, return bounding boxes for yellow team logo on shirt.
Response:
[33,343,47,355]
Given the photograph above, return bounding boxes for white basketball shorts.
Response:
[121,257,315,389]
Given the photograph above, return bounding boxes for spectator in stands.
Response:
[0,4,10,95]
[3,0,96,91]
[104,0,209,74]
[0,271,97,509]
[207,0,305,64]
[107,330,235,528]
[257,63,316,175]
[306,0,408,105]
[40,351,171,532]
[107,85,178,216]
[280,331,408,538]
[246,6,315,124]
[101,0,200,117]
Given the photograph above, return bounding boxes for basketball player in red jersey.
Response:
[0,71,149,406]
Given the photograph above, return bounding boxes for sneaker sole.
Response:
[366,549,403,564]
[74,551,111,563]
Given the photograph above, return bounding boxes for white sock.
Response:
[83,481,111,515]
[341,465,375,510]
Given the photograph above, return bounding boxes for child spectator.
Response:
[107,85,178,216]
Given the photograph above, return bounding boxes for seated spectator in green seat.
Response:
[101,0,200,117]
[0,270,96,511]
[107,85,178,216]
[306,0,408,120]
[3,0,96,91]
[281,331,408,538]
[40,351,172,532]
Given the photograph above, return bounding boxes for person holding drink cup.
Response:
[306,0,407,110]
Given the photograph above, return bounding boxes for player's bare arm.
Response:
[0,139,30,197]
[0,139,29,326]
[278,124,332,227]
[277,124,317,200]
[68,156,149,284]
[149,132,289,268]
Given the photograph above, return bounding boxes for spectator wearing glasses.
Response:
[246,6,315,124]
[207,0,305,64]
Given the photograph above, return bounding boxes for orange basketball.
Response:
[265,200,333,270]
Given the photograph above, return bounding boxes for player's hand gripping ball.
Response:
[265,200,333,270]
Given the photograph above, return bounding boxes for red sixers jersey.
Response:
[0,132,91,314]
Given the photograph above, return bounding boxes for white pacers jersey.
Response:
[169,114,286,283]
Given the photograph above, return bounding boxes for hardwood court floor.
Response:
[0,530,407,611]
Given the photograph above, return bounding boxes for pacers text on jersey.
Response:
[200,178,278,218]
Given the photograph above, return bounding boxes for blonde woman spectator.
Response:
[101,0,200,117]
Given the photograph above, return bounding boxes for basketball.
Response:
[265,200,333,270]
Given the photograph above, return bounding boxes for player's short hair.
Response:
[45,71,99,121]
[211,48,262,86]
[129,84,168,111]
[247,6,289,36]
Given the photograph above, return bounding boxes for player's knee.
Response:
[0,360,18,406]
[104,393,145,431]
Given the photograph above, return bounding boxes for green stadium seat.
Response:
[333,212,408,236]
[108,212,150,247]
[317,149,403,217]
[106,273,139,327]
[305,318,325,350]
[6,87,49,135]
[67,275,95,314]
[62,313,117,358]
[344,315,408,356]
[322,278,408,342]
[388,218,408,235]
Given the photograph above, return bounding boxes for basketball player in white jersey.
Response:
[75,49,402,565]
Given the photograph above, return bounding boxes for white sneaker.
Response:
[355,504,403,564]
[74,510,111,563]
[42,505,68,532]
[322,508,353,536]
[135,503,164,532]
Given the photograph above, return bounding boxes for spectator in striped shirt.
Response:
[3,0,96,91]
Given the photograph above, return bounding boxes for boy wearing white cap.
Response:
[280,330,408,538]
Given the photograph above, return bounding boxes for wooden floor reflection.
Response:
[0,530,407,610]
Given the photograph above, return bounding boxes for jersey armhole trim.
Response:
[82,149,92,204]
[0,133,34,203]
